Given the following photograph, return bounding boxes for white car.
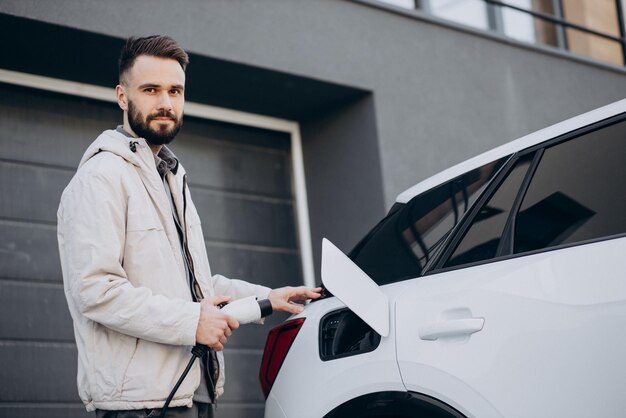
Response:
[260,99,626,418]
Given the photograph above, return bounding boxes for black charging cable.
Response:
[158,345,208,418]
[158,299,273,417]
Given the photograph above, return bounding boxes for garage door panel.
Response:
[0,222,61,282]
[0,282,73,341]
[0,404,91,418]
[205,244,302,289]
[174,140,291,198]
[0,83,116,169]
[178,115,290,152]
[220,349,265,404]
[213,405,264,418]
[0,162,71,223]
[191,187,297,249]
[0,342,80,402]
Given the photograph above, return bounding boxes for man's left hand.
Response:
[268,286,323,315]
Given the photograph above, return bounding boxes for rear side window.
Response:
[445,154,534,267]
[513,120,626,252]
[348,157,507,285]
[441,118,626,271]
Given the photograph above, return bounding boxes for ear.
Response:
[116,84,128,111]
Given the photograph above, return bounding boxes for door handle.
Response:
[418,318,484,341]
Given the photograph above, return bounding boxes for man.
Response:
[57,35,321,417]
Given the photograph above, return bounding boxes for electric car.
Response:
[260,99,626,418]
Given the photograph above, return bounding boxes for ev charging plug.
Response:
[221,295,266,324]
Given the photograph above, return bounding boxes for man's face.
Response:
[118,55,186,145]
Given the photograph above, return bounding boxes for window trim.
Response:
[427,151,523,273]
[408,154,513,274]
[431,232,626,274]
[427,112,626,275]
[495,149,544,257]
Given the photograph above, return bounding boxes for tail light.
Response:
[259,318,305,398]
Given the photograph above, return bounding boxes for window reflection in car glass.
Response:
[514,120,626,252]
[445,154,533,268]
[348,157,507,285]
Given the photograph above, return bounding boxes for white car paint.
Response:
[395,237,626,417]
[266,295,405,418]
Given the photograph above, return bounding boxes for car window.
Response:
[348,157,508,285]
[444,154,534,268]
[513,120,626,253]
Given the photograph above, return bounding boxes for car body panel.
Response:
[395,237,626,418]
[265,295,404,418]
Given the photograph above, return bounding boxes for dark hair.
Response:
[118,35,189,82]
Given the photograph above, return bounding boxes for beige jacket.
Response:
[57,129,270,412]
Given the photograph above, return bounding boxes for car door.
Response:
[394,118,626,418]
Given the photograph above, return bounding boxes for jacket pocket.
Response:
[119,338,140,396]
[91,326,137,401]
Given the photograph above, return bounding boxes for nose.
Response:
[156,91,172,111]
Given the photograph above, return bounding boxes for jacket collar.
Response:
[79,128,184,175]
[79,129,146,169]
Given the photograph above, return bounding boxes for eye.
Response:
[169,88,182,95]
[144,87,157,94]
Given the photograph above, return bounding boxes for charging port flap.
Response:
[321,238,390,337]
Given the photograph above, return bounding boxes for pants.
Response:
[96,403,214,418]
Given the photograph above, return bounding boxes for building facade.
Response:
[1,1,625,417]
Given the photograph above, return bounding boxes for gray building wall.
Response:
[2,0,626,212]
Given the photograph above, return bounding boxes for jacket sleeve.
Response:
[58,170,200,346]
[211,274,271,301]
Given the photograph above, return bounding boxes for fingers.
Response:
[196,298,238,348]
[204,321,234,349]
[225,315,240,331]
[302,287,323,299]
[287,286,323,302]
[207,295,231,306]
[278,301,304,315]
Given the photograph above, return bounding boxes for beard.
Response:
[127,100,183,146]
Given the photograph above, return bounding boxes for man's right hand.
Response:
[195,296,239,351]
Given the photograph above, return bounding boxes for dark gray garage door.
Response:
[0,82,303,418]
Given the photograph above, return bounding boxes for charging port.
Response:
[319,308,381,361]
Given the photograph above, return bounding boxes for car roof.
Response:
[396,98,626,204]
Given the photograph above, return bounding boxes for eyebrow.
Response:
[138,83,185,91]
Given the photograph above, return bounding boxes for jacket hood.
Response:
[79,129,146,169]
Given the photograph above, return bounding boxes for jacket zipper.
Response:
[182,174,219,403]
[182,174,204,301]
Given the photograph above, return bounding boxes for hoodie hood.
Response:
[79,129,149,169]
